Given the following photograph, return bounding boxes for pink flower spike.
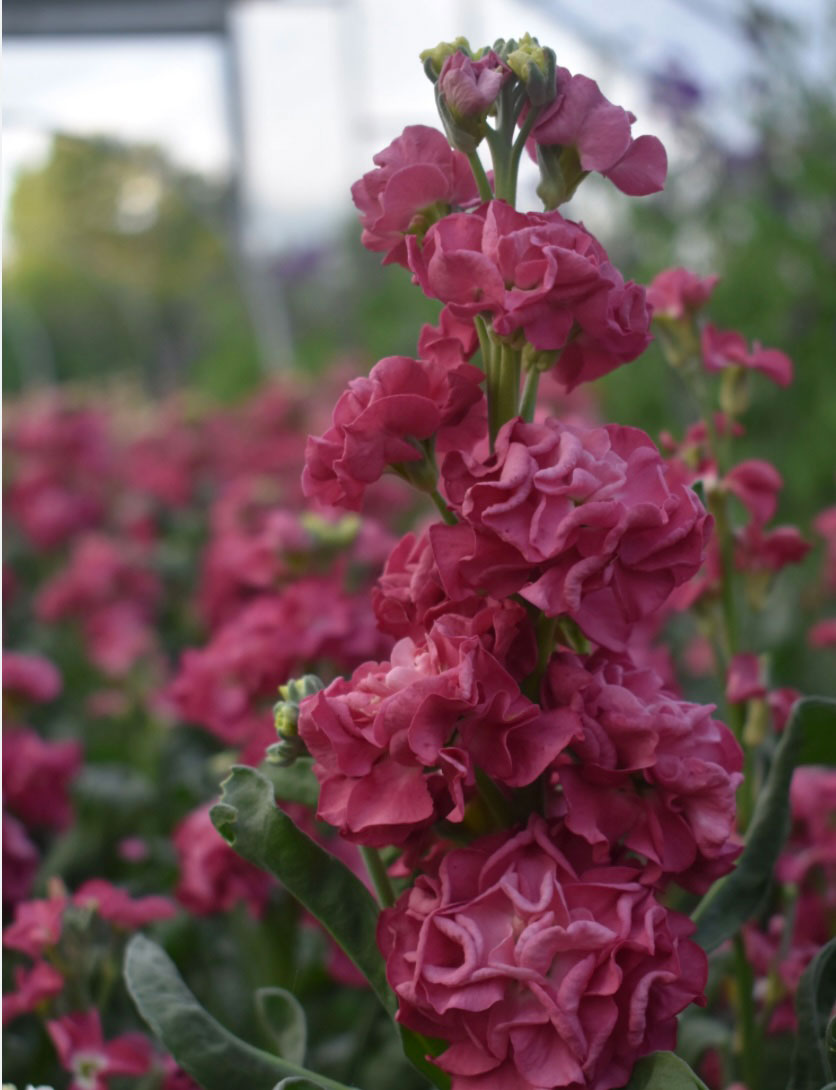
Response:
[726,653,766,704]
[48,1010,152,1090]
[647,267,719,320]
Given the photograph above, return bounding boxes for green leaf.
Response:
[210,766,393,1016]
[788,938,836,1089]
[259,758,320,808]
[622,1051,709,1089]
[675,1011,731,1070]
[272,1079,326,1089]
[123,935,356,1090]
[256,987,307,1065]
[693,697,836,952]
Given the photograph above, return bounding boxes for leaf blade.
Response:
[693,697,836,952]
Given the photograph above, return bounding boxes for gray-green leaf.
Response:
[256,987,307,1065]
[123,934,355,1090]
[693,697,836,952]
[210,765,393,1015]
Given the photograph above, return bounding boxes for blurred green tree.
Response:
[3,133,263,398]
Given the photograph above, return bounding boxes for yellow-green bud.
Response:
[522,342,559,374]
[506,34,556,107]
[420,37,471,80]
[300,512,361,548]
[719,365,750,417]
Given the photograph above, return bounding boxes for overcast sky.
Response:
[3,0,831,254]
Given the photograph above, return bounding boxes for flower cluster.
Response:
[292,38,759,1090]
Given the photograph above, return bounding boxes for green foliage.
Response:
[210,766,393,1014]
[3,134,262,396]
[693,697,836,951]
[621,1050,709,1089]
[125,934,355,1090]
[789,938,836,1089]
[256,987,308,1065]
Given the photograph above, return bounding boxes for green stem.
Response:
[523,613,558,701]
[467,150,493,202]
[429,487,457,525]
[359,845,395,908]
[494,341,521,435]
[508,105,541,202]
[519,368,540,422]
[733,933,760,1089]
[474,768,512,829]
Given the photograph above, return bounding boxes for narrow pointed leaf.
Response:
[210,766,394,1015]
[256,987,307,1065]
[123,935,354,1090]
[693,697,836,952]
[622,1050,709,1088]
[788,938,836,1089]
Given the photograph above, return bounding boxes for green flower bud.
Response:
[521,341,559,374]
[506,34,556,107]
[536,144,587,209]
[273,674,324,739]
[719,365,750,417]
[299,511,361,549]
[420,37,471,81]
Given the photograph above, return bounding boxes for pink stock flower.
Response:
[351,125,479,267]
[724,460,782,526]
[408,202,652,390]
[438,49,510,120]
[73,879,176,929]
[2,651,62,705]
[2,727,82,830]
[302,353,485,511]
[544,651,742,892]
[2,813,39,905]
[701,324,793,387]
[35,534,161,677]
[768,688,799,732]
[378,817,706,1090]
[171,580,389,746]
[736,523,811,574]
[299,609,576,845]
[725,653,766,704]
[646,267,718,320]
[809,618,836,648]
[3,891,67,959]
[3,960,64,1024]
[417,306,479,367]
[439,418,710,649]
[529,66,668,196]
[173,804,273,917]
[48,1009,152,1090]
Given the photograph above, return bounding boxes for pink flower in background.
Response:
[813,506,836,592]
[73,879,176,929]
[3,891,67,959]
[724,460,782,526]
[173,804,273,917]
[2,727,82,830]
[725,653,766,704]
[647,267,718,319]
[736,523,810,575]
[809,618,836,648]
[2,813,39,905]
[48,1009,152,1090]
[701,325,793,387]
[2,651,62,706]
[352,125,479,266]
[3,960,64,1024]
[303,353,485,511]
[777,766,836,886]
[408,202,652,390]
[544,651,742,891]
[529,66,668,196]
[379,817,706,1090]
